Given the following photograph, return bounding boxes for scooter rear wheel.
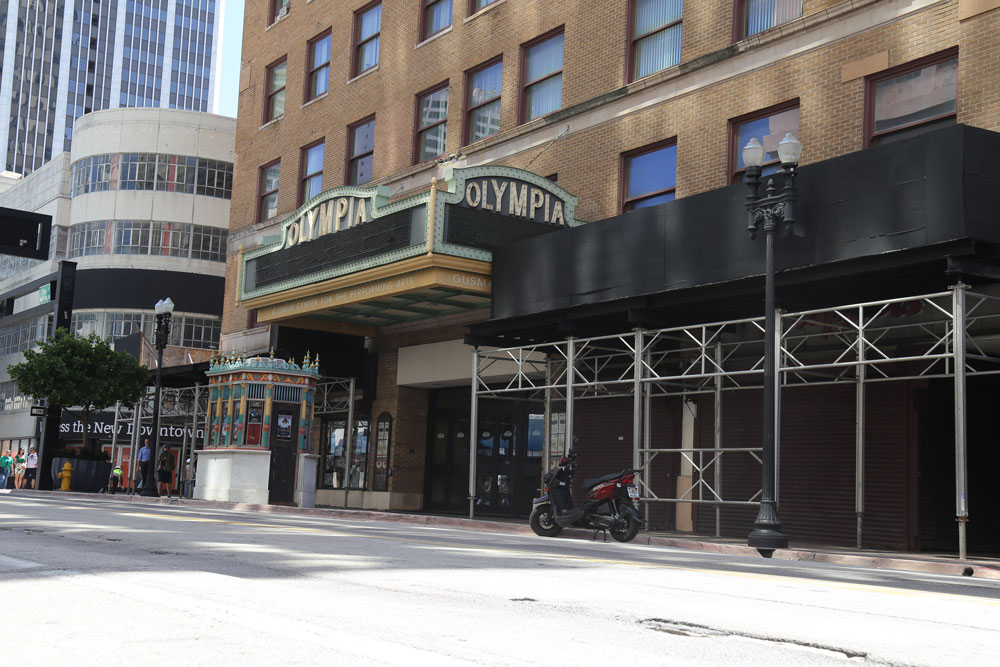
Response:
[609,511,640,543]
[529,504,563,537]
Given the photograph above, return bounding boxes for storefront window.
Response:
[320,417,370,489]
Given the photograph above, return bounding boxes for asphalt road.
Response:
[3,493,999,666]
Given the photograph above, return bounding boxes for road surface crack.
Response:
[639,618,869,661]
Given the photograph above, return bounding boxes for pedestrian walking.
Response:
[13,448,26,489]
[137,439,151,489]
[157,448,175,498]
[0,449,12,491]
[24,447,38,489]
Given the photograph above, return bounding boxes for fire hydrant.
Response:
[57,461,73,491]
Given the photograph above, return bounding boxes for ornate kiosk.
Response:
[195,352,319,505]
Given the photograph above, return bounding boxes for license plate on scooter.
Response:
[627,485,639,499]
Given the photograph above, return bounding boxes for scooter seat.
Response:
[582,471,623,490]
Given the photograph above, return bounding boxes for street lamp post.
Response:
[742,133,801,553]
[141,297,174,496]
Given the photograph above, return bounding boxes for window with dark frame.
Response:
[465,58,502,144]
[300,141,325,204]
[865,51,957,147]
[729,102,799,183]
[306,31,331,102]
[469,0,498,13]
[353,2,382,77]
[348,116,376,185]
[264,58,287,122]
[258,160,281,222]
[415,84,449,163]
[629,0,682,81]
[420,0,452,42]
[621,140,677,212]
[270,0,290,24]
[736,0,802,39]
[372,413,392,492]
[521,30,564,122]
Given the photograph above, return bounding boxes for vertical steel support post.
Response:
[543,357,552,479]
[952,284,969,560]
[111,401,122,468]
[643,346,652,525]
[469,350,479,518]
[714,342,723,537]
[632,330,643,472]
[129,398,142,491]
[344,377,356,507]
[855,306,866,549]
[774,308,783,505]
[565,338,575,453]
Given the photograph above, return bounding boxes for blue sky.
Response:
[218,1,245,118]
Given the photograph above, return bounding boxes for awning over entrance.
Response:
[238,166,579,335]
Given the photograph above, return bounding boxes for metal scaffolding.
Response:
[471,284,1000,558]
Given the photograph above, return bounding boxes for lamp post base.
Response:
[139,487,159,497]
[748,501,788,551]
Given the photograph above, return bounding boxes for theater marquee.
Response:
[238,166,578,334]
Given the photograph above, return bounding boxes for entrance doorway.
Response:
[425,388,544,516]
[268,403,298,503]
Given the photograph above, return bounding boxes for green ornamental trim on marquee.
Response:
[238,166,580,302]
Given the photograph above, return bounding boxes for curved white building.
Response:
[0,107,235,454]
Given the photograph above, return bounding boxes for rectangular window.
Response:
[265,58,287,122]
[300,140,325,204]
[150,222,191,257]
[114,221,152,254]
[259,160,281,222]
[119,153,157,190]
[306,32,331,101]
[729,102,799,183]
[521,30,563,122]
[196,159,234,199]
[866,52,957,147]
[347,117,375,185]
[629,0,682,81]
[621,140,677,212]
[421,0,451,42]
[415,85,449,163]
[738,0,802,39]
[470,0,498,12]
[191,226,228,262]
[270,0,290,24]
[465,58,502,144]
[155,155,197,193]
[353,2,381,77]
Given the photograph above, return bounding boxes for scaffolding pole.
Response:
[855,308,866,549]
[632,330,643,473]
[543,357,552,479]
[566,337,576,453]
[469,349,479,519]
[953,284,969,560]
[714,342,723,537]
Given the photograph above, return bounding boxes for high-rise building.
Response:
[0,0,223,176]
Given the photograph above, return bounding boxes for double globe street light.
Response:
[141,297,174,496]
[742,133,802,553]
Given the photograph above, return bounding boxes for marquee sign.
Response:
[239,166,579,328]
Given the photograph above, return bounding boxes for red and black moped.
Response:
[529,450,643,542]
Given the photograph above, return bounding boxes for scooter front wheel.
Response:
[529,504,563,537]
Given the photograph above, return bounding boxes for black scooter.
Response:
[529,450,643,542]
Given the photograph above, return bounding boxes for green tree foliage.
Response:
[9,328,149,451]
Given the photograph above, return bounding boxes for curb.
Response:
[13,489,1000,580]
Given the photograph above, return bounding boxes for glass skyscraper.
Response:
[0,0,222,176]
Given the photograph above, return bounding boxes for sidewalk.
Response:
[10,488,1000,582]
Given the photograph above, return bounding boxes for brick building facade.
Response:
[220,0,1000,542]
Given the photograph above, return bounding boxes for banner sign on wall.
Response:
[58,412,204,444]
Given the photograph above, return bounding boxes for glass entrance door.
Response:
[425,413,470,512]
